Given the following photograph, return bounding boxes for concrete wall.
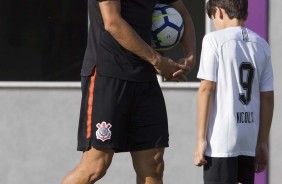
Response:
[268,0,282,183]
[0,86,202,184]
[0,88,82,184]
[1,76,280,184]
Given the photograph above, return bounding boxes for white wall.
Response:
[0,86,202,184]
[1,76,280,184]
[269,0,282,183]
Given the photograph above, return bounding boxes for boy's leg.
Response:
[238,156,255,184]
[61,147,114,184]
[131,148,165,184]
[204,156,238,184]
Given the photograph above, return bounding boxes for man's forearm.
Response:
[105,14,162,66]
[171,0,196,59]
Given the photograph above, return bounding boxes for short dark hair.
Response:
[206,0,248,20]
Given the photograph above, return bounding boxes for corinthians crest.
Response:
[96,121,112,141]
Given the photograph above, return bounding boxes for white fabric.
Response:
[197,27,274,157]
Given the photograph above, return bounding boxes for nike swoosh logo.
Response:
[152,14,175,22]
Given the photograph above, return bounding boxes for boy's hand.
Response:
[255,142,269,173]
[194,139,208,167]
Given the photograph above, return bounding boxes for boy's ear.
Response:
[218,7,224,19]
[215,7,224,20]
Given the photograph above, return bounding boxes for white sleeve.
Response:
[260,52,274,92]
[197,35,218,82]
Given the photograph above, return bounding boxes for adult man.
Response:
[61,0,196,183]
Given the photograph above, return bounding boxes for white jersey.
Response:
[197,26,274,157]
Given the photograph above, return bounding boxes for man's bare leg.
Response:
[131,148,165,184]
[61,147,114,184]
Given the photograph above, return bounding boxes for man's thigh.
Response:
[128,80,169,152]
[78,73,169,152]
[78,147,115,173]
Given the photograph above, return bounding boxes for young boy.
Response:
[194,0,274,183]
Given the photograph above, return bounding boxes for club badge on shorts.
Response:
[96,121,112,141]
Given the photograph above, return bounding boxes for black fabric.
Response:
[81,0,178,81]
[203,156,255,184]
[77,71,169,152]
[237,156,256,184]
[159,0,178,3]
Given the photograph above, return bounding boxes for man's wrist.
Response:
[150,53,162,69]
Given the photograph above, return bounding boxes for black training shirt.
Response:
[81,0,178,81]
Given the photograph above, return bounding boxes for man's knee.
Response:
[153,151,165,174]
[63,147,114,184]
[146,149,165,177]
[132,148,165,180]
[81,149,113,182]
[71,157,110,183]
[136,157,164,184]
[88,165,108,183]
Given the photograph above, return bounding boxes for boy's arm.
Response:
[98,1,186,79]
[255,91,274,173]
[194,80,215,166]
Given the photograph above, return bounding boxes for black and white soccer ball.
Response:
[151,4,184,51]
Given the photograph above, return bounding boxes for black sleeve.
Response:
[97,0,119,2]
[159,0,178,4]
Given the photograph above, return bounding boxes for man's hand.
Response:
[255,142,269,173]
[153,56,186,80]
[194,139,207,167]
[169,56,196,82]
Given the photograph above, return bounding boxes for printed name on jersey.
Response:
[237,111,254,123]
[96,121,112,141]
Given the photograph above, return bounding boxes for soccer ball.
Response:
[151,4,184,51]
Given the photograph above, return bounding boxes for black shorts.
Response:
[204,156,255,184]
[77,69,169,152]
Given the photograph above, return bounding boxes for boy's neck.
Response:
[224,18,245,28]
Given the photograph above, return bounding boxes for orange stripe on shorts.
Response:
[86,68,96,139]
